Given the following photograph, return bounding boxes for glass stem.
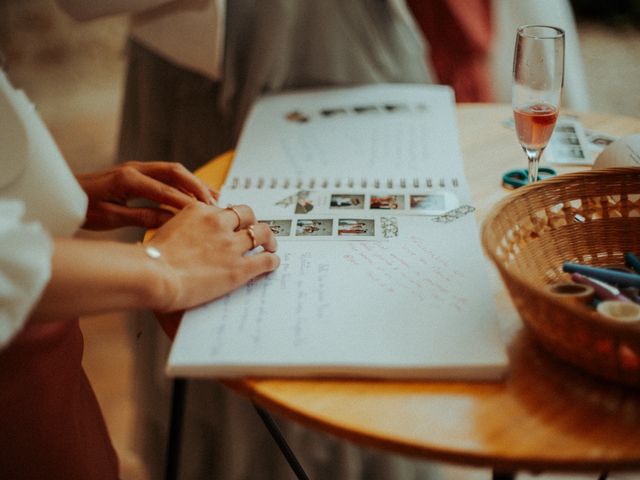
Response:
[523,147,544,184]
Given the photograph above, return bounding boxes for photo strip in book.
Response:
[222,183,404,240]
[255,216,400,241]
[223,177,461,213]
[219,184,463,240]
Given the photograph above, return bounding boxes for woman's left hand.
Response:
[76,161,217,230]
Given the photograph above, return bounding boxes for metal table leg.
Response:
[165,378,187,480]
[492,470,515,480]
[254,403,310,480]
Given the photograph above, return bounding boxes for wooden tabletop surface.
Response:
[201,104,640,474]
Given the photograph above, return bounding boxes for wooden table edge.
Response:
[191,106,640,474]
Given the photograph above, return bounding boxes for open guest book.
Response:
[167,84,509,380]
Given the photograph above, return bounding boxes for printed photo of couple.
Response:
[295,219,333,237]
[261,219,292,237]
[337,219,374,237]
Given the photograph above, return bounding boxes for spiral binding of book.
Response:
[226,176,461,190]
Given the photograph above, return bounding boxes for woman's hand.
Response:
[29,202,277,330]
[148,202,279,315]
[76,161,217,230]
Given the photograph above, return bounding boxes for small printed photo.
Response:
[295,197,315,214]
[383,103,409,113]
[285,110,310,123]
[337,218,375,237]
[370,194,404,210]
[568,147,586,159]
[353,105,379,114]
[261,219,292,237]
[329,194,365,209]
[551,145,586,162]
[295,219,333,237]
[320,108,348,117]
[557,134,580,145]
[588,133,616,147]
[410,194,446,211]
[555,124,576,134]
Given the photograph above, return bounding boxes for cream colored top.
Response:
[0,71,87,348]
[55,0,425,83]
[56,0,225,80]
[130,0,225,81]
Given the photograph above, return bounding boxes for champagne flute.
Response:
[512,25,565,185]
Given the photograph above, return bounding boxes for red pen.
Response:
[571,273,632,303]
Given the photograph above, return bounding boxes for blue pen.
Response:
[562,262,640,288]
[625,252,640,274]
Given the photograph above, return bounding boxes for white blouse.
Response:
[0,71,87,348]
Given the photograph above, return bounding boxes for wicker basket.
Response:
[481,167,640,387]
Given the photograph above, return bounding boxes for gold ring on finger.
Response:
[225,204,242,230]
[246,224,257,250]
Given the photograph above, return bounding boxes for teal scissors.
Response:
[502,167,557,189]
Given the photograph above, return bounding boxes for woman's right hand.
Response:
[147,202,279,314]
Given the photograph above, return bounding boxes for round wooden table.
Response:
[200,104,640,475]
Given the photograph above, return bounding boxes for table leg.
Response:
[254,403,311,480]
[492,471,515,480]
[165,378,187,480]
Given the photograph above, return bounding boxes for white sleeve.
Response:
[0,200,53,350]
[54,0,174,21]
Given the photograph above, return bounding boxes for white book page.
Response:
[228,84,466,187]
[167,84,508,380]
[168,215,507,379]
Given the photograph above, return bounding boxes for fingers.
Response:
[113,205,175,229]
[84,202,174,230]
[119,166,196,208]
[242,251,281,279]
[235,222,278,253]
[192,203,275,252]
[227,251,280,291]
[125,162,216,206]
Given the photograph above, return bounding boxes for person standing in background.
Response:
[406,0,589,109]
[56,1,441,479]
[407,0,495,102]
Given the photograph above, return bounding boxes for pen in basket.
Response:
[570,273,632,303]
[625,251,640,274]
[563,262,640,288]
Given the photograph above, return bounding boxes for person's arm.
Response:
[30,238,170,322]
[30,202,279,323]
